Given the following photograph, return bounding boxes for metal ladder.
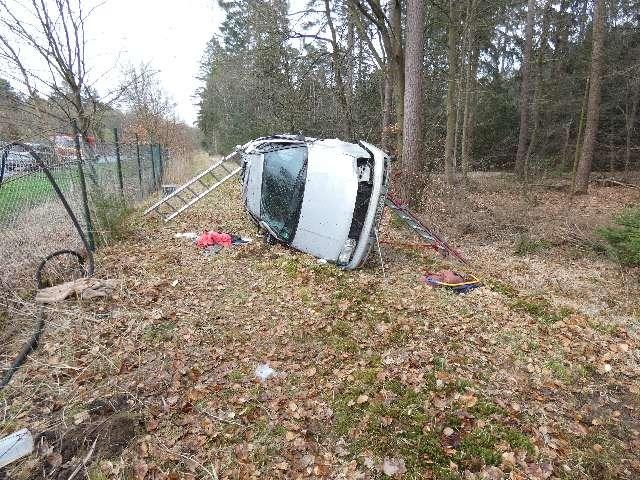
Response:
[144,151,242,222]
[385,196,467,264]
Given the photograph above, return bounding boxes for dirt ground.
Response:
[1,172,639,479]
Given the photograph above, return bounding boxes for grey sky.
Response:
[88,0,222,126]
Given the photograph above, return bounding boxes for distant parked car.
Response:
[1,146,37,178]
[239,135,390,269]
[25,142,55,162]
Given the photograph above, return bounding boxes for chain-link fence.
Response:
[0,130,169,294]
[0,127,174,394]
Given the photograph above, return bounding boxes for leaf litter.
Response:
[1,177,639,479]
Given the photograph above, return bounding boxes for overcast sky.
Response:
[88,0,222,126]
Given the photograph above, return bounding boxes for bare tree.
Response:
[323,0,354,139]
[0,0,126,139]
[349,0,404,155]
[574,0,606,194]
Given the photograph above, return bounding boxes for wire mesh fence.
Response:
[0,131,169,295]
[1,130,170,381]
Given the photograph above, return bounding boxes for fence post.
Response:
[158,143,164,183]
[149,143,157,190]
[113,127,124,198]
[71,119,95,251]
[135,134,143,198]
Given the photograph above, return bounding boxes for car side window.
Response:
[260,146,308,243]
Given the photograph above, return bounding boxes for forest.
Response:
[196,0,640,193]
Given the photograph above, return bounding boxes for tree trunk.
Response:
[444,0,458,185]
[608,140,615,173]
[381,67,394,151]
[346,6,355,120]
[402,0,425,202]
[515,0,536,178]
[573,76,590,176]
[390,0,405,160]
[560,121,571,170]
[462,44,479,179]
[624,79,639,173]
[574,0,606,194]
[461,0,478,180]
[525,0,552,176]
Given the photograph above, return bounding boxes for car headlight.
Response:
[337,238,357,265]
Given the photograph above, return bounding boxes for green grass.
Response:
[142,321,176,342]
[562,432,625,479]
[0,169,78,221]
[511,296,573,325]
[329,373,535,479]
[514,234,551,256]
[485,278,519,298]
[0,163,122,224]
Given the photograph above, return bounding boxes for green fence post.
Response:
[149,143,157,190]
[71,119,95,251]
[158,143,164,183]
[135,134,143,198]
[113,127,124,197]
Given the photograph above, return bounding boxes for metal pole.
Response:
[158,143,164,183]
[71,119,95,251]
[135,134,143,198]
[149,143,157,190]
[113,127,124,197]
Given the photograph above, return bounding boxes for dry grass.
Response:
[163,151,217,185]
[1,172,639,479]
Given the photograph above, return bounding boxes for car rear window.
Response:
[260,145,308,242]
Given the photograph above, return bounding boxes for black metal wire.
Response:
[0,142,95,389]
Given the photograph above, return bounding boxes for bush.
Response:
[598,207,640,266]
[91,194,135,245]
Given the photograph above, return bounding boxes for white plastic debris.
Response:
[0,428,34,468]
[255,363,276,381]
[174,232,198,241]
[317,258,328,264]
[382,457,407,476]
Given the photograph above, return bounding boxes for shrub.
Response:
[91,194,135,245]
[598,207,640,266]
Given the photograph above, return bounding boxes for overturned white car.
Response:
[238,135,390,269]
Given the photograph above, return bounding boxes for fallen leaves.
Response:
[4,180,640,480]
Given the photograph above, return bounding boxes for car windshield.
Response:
[260,145,308,242]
